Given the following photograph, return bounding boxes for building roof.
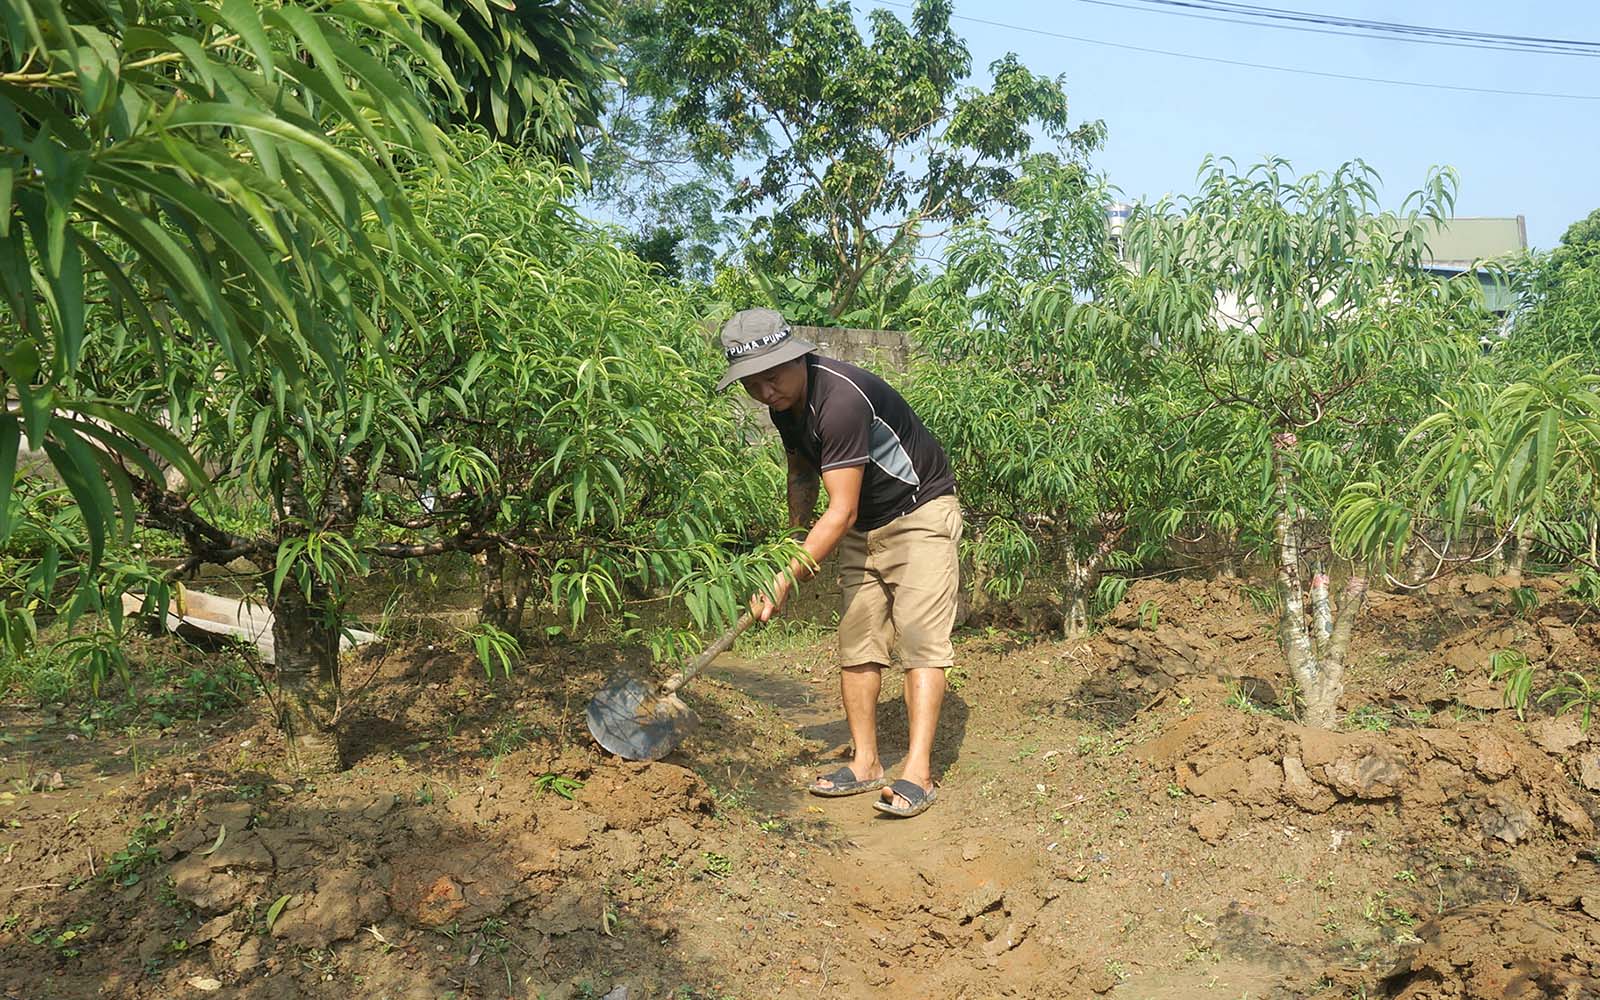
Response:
[1417,216,1527,271]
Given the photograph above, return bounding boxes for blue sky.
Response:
[862,0,1600,249]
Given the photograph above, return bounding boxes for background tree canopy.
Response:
[625,0,1104,318]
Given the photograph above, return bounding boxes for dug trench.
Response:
[2,574,1599,999]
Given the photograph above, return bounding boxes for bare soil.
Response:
[2,574,1599,999]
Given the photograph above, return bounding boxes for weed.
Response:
[1361,891,1417,929]
[1104,958,1130,982]
[1136,600,1161,631]
[533,773,584,799]
[1394,870,1418,883]
[707,780,754,814]
[104,814,173,887]
[1489,649,1535,719]
[737,619,829,657]
[1510,586,1541,619]
[1567,568,1600,606]
[1009,740,1039,763]
[462,622,522,679]
[483,717,539,758]
[29,921,92,959]
[700,851,733,880]
[1240,583,1283,617]
[156,877,196,921]
[1343,706,1392,733]
[1224,681,1287,718]
[945,665,970,692]
[1539,670,1600,730]
[1182,943,1217,964]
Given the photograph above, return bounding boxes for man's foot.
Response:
[875,778,937,817]
[809,762,886,797]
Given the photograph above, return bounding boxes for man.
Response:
[716,308,962,818]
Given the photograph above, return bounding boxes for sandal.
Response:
[809,765,889,797]
[873,779,938,818]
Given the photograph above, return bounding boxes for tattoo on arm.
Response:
[786,451,820,531]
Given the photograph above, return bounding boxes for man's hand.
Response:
[750,572,793,623]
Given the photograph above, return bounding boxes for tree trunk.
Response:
[1274,505,1326,723]
[1505,524,1532,581]
[270,581,343,774]
[1406,534,1430,587]
[1061,554,1090,639]
[1061,522,1126,639]
[1218,528,1242,578]
[1309,559,1333,655]
[967,527,993,620]
[265,444,359,775]
[1271,437,1357,728]
[506,557,532,635]
[478,548,510,629]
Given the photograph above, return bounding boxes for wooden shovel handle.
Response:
[660,612,756,695]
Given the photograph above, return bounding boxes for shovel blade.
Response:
[586,674,699,761]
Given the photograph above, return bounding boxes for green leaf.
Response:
[0,412,18,543]
[41,433,110,570]
[265,893,291,932]
[0,163,12,238]
[217,0,276,78]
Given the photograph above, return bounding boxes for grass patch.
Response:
[735,618,831,658]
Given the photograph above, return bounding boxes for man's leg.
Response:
[878,496,963,811]
[887,666,945,804]
[816,525,890,791]
[836,663,885,783]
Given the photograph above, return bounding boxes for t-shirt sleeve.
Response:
[818,392,872,472]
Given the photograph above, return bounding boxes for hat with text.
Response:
[715,308,817,391]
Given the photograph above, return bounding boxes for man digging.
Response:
[717,308,963,818]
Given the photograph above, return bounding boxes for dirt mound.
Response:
[0,742,719,999]
[1138,710,1597,848]
[1093,577,1282,697]
[1379,864,1600,999]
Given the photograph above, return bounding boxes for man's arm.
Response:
[786,448,821,532]
[754,464,862,621]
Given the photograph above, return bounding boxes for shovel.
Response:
[587,611,756,761]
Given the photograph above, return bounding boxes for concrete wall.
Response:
[792,325,915,372]
[728,326,917,435]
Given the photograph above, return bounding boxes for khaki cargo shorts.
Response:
[836,494,963,669]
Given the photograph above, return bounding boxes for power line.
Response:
[1072,0,1600,58]
[1127,0,1600,53]
[869,0,1600,102]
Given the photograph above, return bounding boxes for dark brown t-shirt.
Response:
[771,355,956,531]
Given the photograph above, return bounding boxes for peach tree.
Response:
[906,156,1188,634]
[77,133,793,772]
[1079,158,1493,726]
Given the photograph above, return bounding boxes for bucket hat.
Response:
[715,308,817,391]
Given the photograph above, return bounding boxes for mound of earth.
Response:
[1379,864,1600,999]
[0,741,722,999]
[1136,710,1596,848]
